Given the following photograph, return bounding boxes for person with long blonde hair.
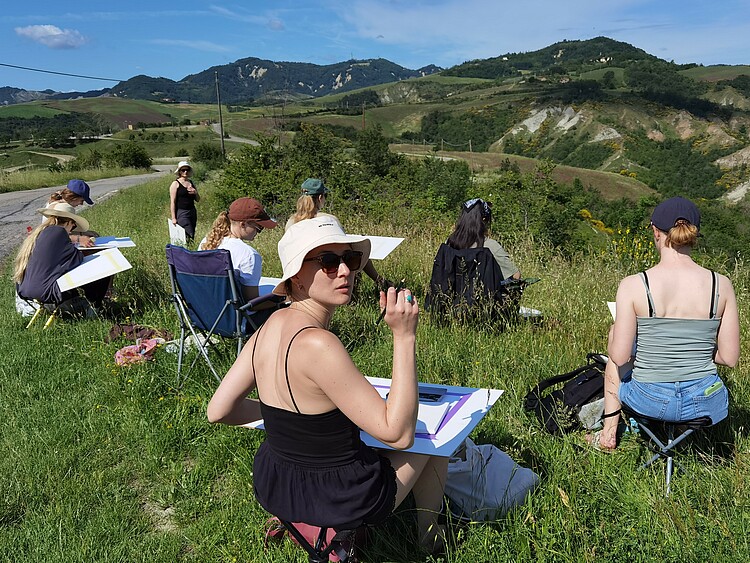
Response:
[286,178,391,288]
[15,204,109,308]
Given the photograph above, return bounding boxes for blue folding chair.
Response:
[166,244,280,387]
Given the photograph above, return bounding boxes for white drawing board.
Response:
[57,248,132,292]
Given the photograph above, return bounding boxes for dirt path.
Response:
[26,151,76,162]
[0,165,172,264]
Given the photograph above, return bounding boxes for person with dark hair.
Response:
[593,197,740,450]
[170,161,200,242]
[207,215,447,554]
[446,198,521,280]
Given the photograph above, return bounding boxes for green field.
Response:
[1,168,748,562]
[680,64,750,82]
[0,102,67,119]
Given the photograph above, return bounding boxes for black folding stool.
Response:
[622,405,712,496]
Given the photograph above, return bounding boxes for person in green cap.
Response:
[286,178,391,289]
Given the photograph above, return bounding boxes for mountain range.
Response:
[0,57,441,106]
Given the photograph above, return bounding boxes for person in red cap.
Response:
[592,196,740,450]
[199,197,277,305]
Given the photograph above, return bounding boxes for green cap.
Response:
[301,178,329,196]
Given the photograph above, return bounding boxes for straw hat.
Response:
[273,215,371,295]
[38,202,90,233]
[174,161,192,174]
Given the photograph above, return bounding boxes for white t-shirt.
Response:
[199,236,261,287]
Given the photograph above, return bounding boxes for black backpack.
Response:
[523,353,607,435]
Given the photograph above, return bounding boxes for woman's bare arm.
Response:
[303,288,419,449]
[608,276,639,366]
[169,181,179,224]
[715,275,740,367]
[207,333,261,424]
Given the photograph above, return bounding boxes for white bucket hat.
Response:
[174,161,192,174]
[274,215,371,295]
[37,202,90,233]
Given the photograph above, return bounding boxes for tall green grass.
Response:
[0,166,148,193]
[1,175,749,562]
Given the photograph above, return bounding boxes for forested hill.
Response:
[106,58,440,104]
[444,37,664,78]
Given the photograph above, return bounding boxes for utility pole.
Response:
[362,102,366,129]
[215,71,225,159]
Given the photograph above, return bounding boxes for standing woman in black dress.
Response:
[169,161,200,242]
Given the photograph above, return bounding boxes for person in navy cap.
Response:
[44,179,96,247]
[593,196,740,450]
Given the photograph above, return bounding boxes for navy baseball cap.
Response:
[650,197,700,232]
[67,179,93,205]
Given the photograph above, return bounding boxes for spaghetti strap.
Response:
[709,270,719,319]
[639,271,656,317]
[284,326,316,414]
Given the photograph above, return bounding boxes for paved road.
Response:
[0,165,172,263]
[210,123,259,145]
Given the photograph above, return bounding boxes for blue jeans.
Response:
[619,373,728,424]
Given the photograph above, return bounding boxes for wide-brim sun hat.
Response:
[273,215,371,295]
[38,202,90,233]
[174,160,192,174]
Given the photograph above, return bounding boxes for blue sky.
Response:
[2,1,750,92]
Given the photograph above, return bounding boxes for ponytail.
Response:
[202,211,231,250]
[665,219,699,248]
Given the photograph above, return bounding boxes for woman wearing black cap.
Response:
[593,197,740,450]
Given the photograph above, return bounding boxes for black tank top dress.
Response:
[251,327,398,529]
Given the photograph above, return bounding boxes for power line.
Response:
[0,62,124,83]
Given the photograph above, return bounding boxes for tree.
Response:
[355,124,398,177]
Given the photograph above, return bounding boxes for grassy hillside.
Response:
[1,175,748,562]
[680,65,750,82]
[391,144,655,201]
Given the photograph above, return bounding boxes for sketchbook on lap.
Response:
[242,377,503,457]
[57,248,132,292]
[80,236,136,251]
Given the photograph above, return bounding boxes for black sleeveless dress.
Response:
[252,327,397,528]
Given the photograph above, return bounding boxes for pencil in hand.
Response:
[376,278,405,325]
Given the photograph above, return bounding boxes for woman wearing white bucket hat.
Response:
[14,203,110,309]
[208,215,447,553]
[169,161,200,241]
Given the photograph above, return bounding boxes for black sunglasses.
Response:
[304,250,363,274]
[243,221,263,233]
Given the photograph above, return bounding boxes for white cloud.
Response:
[148,39,232,53]
[15,24,86,49]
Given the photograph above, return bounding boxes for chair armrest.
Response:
[238,293,287,312]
